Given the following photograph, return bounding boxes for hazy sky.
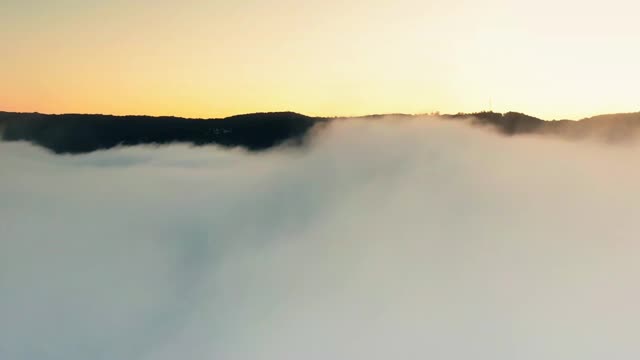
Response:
[2,0,638,119]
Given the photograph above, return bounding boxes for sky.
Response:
[1,0,638,119]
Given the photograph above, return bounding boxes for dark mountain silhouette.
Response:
[449,111,640,141]
[1,110,640,154]
[0,111,322,153]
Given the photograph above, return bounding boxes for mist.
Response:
[2,117,640,360]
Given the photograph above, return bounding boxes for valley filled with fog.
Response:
[2,117,640,360]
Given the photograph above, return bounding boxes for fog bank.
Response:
[2,118,640,360]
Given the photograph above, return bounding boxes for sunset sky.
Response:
[2,0,638,119]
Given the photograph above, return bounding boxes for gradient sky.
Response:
[2,0,638,119]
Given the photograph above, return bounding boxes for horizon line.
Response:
[2,109,640,122]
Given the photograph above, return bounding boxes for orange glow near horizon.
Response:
[2,0,639,120]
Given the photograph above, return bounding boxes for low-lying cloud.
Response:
[2,118,640,360]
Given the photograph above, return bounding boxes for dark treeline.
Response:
[0,112,322,153]
[447,111,640,141]
[1,110,639,154]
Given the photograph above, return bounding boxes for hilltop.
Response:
[1,110,639,154]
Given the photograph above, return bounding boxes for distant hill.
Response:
[0,111,322,153]
[1,110,640,154]
[446,111,640,141]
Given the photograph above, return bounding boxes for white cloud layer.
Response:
[2,118,640,360]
